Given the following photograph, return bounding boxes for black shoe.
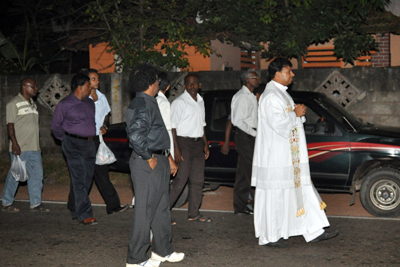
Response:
[310,230,339,243]
[265,239,288,248]
[107,204,129,214]
[234,208,253,215]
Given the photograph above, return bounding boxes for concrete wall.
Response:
[1,66,400,153]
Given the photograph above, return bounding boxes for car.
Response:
[104,89,400,217]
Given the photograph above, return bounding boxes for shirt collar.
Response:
[183,90,202,102]
[242,85,256,98]
[157,91,168,100]
[271,80,288,91]
[137,91,157,103]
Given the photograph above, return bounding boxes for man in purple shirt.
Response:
[51,73,98,226]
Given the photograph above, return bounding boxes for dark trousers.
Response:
[127,151,173,264]
[234,129,255,212]
[169,137,205,219]
[62,135,96,222]
[68,137,121,214]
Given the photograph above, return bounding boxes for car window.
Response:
[304,104,341,136]
[211,98,231,132]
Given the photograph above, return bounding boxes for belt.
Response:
[65,132,94,141]
[181,136,202,141]
[153,150,170,157]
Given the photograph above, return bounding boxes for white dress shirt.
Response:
[89,89,111,136]
[171,90,206,138]
[156,91,174,158]
[231,85,258,137]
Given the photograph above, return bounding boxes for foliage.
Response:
[198,0,391,67]
[85,0,211,71]
[0,23,37,73]
[3,0,74,74]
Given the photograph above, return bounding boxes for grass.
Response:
[0,153,132,186]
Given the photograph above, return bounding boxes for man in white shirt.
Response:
[156,72,174,159]
[251,58,338,247]
[231,69,259,215]
[170,74,211,223]
[67,69,128,217]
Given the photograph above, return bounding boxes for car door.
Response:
[296,97,351,191]
[203,92,237,186]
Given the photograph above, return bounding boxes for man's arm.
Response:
[100,114,109,135]
[221,119,232,155]
[51,104,66,141]
[126,107,153,161]
[7,123,21,156]
[202,127,210,160]
[172,128,183,164]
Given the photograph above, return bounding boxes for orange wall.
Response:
[89,43,115,73]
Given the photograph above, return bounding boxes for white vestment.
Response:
[251,81,329,244]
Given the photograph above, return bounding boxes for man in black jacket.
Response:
[125,64,184,267]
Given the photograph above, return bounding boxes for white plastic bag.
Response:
[10,155,30,182]
[96,134,117,165]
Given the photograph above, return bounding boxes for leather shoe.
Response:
[265,239,288,248]
[79,217,98,226]
[310,230,339,243]
[234,208,253,215]
[107,204,129,214]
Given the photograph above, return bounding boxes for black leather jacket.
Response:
[126,92,170,160]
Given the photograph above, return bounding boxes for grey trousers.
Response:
[126,151,174,264]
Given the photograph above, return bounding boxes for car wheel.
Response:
[172,184,189,208]
[360,168,400,217]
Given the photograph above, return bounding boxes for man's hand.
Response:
[100,126,107,135]
[221,143,229,155]
[11,143,21,156]
[169,155,178,176]
[148,157,158,170]
[294,104,306,117]
[204,144,210,160]
[174,148,184,164]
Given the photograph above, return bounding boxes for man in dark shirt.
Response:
[125,64,184,267]
[51,73,98,226]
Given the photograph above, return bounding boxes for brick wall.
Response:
[372,34,391,67]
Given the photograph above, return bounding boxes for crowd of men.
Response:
[1,58,339,267]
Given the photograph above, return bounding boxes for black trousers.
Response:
[67,137,121,214]
[62,135,96,222]
[234,129,255,212]
[169,137,205,219]
[127,151,174,264]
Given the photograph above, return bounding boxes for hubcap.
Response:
[370,179,400,211]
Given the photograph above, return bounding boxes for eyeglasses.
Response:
[248,76,259,80]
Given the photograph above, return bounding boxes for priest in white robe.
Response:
[251,58,338,247]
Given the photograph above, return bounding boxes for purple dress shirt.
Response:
[51,93,96,141]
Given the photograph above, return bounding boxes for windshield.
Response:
[313,96,362,131]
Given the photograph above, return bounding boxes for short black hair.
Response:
[79,68,98,76]
[184,73,200,84]
[253,83,266,96]
[268,58,292,80]
[71,73,90,92]
[158,72,170,92]
[129,63,159,92]
[88,69,98,74]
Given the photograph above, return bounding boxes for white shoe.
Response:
[151,251,185,263]
[126,258,162,267]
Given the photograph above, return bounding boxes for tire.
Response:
[171,183,189,208]
[360,168,400,217]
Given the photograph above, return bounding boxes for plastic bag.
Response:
[96,134,117,165]
[10,155,30,182]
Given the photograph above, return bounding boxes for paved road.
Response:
[1,201,400,267]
